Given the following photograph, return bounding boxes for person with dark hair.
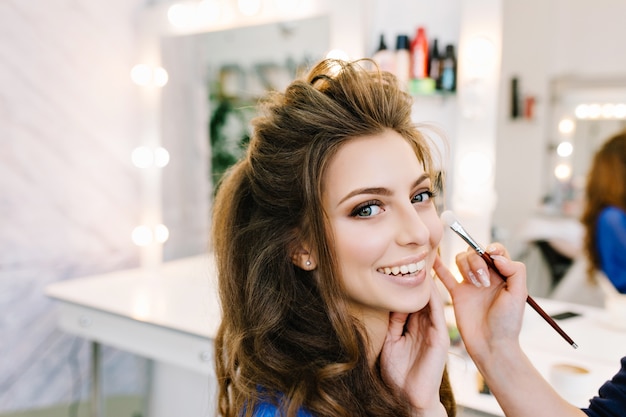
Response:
[211,59,455,417]
[581,130,626,292]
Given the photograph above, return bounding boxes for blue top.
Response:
[583,356,626,416]
[596,206,626,293]
[252,400,313,417]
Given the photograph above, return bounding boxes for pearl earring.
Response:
[305,260,311,267]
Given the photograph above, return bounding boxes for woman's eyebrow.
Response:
[413,173,431,187]
[338,174,431,206]
[338,187,391,205]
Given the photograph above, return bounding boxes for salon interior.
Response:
[3,0,626,416]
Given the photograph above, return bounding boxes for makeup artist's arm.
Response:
[434,247,586,417]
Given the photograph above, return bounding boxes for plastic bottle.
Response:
[410,27,428,80]
[395,34,411,89]
[372,34,395,73]
[428,38,442,87]
[440,44,457,92]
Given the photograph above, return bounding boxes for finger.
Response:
[433,255,459,291]
[491,255,528,294]
[485,242,510,258]
[465,252,491,287]
[427,280,447,330]
[455,251,483,287]
[387,312,409,341]
[405,280,445,336]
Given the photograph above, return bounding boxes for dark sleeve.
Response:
[582,357,626,417]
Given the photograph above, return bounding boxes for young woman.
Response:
[581,130,626,292]
[211,59,455,417]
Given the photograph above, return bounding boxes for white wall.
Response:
[0,0,147,413]
[493,0,626,254]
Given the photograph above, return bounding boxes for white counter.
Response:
[45,255,221,417]
[448,298,626,415]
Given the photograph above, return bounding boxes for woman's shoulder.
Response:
[598,206,626,227]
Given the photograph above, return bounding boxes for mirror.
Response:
[159,16,330,260]
[543,77,626,217]
[516,76,626,302]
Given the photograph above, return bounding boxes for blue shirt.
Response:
[252,401,313,417]
[596,206,626,293]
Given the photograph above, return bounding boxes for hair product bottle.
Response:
[372,34,395,73]
[428,38,442,88]
[410,27,429,80]
[395,34,411,89]
[440,44,457,92]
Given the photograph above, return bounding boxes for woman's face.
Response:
[322,129,443,320]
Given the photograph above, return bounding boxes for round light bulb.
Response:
[154,224,170,243]
[197,0,222,23]
[154,147,170,168]
[153,67,169,87]
[238,0,262,16]
[275,0,301,13]
[132,225,153,246]
[588,103,602,119]
[325,49,350,61]
[558,118,575,134]
[130,64,152,86]
[556,141,573,157]
[575,104,590,119]
[554,163,572,181]
[132,147,154,168]
[167,3,194,29]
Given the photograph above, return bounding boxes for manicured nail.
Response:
[467,271,482,287]
[491,255,508,264]
[477,268,491,287]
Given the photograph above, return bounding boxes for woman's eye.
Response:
[351,201,383,217]
[412,190,433,203]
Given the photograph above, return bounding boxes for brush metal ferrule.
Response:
[449,222,486,255]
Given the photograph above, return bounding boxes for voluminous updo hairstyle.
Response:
[212,59,454,417]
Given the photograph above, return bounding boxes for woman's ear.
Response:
[291,245,316,271]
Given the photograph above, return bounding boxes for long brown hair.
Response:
[581,130,626,280]
[211,59,455,417]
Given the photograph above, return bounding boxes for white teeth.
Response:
[379,260,426,276]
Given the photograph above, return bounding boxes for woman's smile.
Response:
[377,259,426,276]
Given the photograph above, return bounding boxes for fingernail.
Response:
[477,268,491,287]
[467,271,482,287]
[491,255,508,264]
[486,245,497,253]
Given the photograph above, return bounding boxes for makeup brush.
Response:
[441,210,578,349]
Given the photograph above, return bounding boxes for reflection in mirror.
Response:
[519,76,626,302]
[544,77,626,218]
[159,16,330,260]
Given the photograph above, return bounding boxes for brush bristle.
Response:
[440,210,458,228]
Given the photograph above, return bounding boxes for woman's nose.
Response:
[395,204,429,246]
